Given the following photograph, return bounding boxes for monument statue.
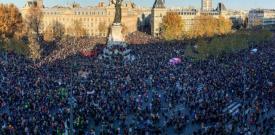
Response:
[111,0,123,23]
[100,0,134,61]
[107,0,125,42]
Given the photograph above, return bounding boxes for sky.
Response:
[0,0,274,10]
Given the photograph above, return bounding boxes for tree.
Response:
[28,35,41,60]
[252,18,262,27]
[190,15,217,38]
[189,15,232,38]
[43,25,53,42]
[243,17,249,29]
[2,38,29,55]
[121,23,128,35]
[98,22,108,36]
[0,4,28,56]
[216,16,232,35]
[0,4,23,42]
[44,21,65,41]
[160,12,184,40]
[25,6,43,41]
[68,21,87,38]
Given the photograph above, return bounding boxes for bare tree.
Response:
[44,21,65,41]
[98,22,108,36]
[25,6,43,41]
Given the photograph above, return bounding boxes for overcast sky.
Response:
[0,0,274,10]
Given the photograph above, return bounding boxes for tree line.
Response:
[0,3,111,61]
[160,12,273,60]
[184,29,273,60]
[160,12,233,40]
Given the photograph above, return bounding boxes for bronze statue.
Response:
[111,0,123,23]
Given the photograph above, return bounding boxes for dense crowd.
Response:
[38,37,106,66]
[126,32,160,45]
[0,35,274,135]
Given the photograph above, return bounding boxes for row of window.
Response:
[44,22,110,28]
[263,18,275,25]
[44,11,112,16]
[44,17,112,24]
[177,12,197,16]
[74,11,110,16]
[201,12,220,15]
[45,27,107,36]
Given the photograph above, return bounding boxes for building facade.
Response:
[151,0,167,37]
[201,0,212,11]
[248,9,275,28]
[151,0,221,37]
[21,0,139,37]
[136,7,151,33]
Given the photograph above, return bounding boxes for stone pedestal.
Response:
[109,23,124,42]
[99,23,135,62]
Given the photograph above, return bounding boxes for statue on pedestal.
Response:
[101,0,134,62]
[111,0,123,23]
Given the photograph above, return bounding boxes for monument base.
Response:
[109,23,124,42]
[99,23,135,62]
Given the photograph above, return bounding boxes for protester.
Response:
[0,34,274,134]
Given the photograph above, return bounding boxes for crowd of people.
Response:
[126,32,160,45]
[0,33,274,135]
[38,37,106,66]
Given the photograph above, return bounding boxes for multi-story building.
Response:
[217,3,248,29]
[201,0,212,11]
[151,0,166,36]
[136,7,151,33]
[248,9,275,28]
[151,0,221,37]
[21,0,138,37]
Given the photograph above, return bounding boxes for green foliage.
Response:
[185,29,272,60]
[0,38,29,55]
[184,44,195,59]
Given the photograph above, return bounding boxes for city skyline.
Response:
[0,0,274,10]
